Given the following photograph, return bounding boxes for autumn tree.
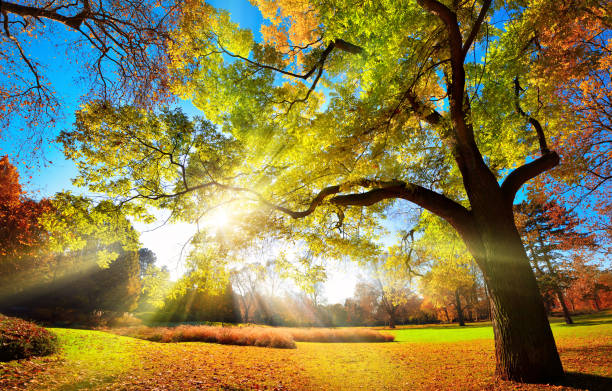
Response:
[515,194,597,324]
[565,258,612,312]
[0,155,52,294]
[230,263,264,322]
[412,216,478,326]
[0,0,184,149]
[367,253,416,328]
[349,282,379,326]
[528,0,611,246]
[155,281,239,323]
[58,0,612,381]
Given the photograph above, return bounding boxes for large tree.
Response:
[60,0,605,382]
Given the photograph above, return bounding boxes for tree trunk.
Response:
[592,293,601,311]
[468,217,563,383]
[454,289,466,326]
[554,288,573,325]
[484,284,492,321]
[389,315,396,329]
[454,166,563,382]
[542,258,573,324]
[443,307,450,323]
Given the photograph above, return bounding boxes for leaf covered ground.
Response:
[1,312,610,390]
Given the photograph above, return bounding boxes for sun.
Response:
[207,206,231,229]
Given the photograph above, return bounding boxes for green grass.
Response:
[387,310,612,343]
[388,323,494,342]
[1,311,610,390]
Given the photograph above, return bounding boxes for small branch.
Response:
[514,77,550,154]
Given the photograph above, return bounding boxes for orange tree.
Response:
[0,155,51,289]
[529,0,611,245]
[59,0,612,382]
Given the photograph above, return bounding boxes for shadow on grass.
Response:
[557,319,612,327]
[552,372,612,391]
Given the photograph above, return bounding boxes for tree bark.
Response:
[464,204,564,383]
[454,289,466,326]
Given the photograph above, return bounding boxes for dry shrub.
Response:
[111,325,393,348]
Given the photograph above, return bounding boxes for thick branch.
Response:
[501,152,560,203]
[233,178,469,231]
[262,185,341,219]
[334,38,364,54]
[462,0,491,58]
[417,0,478,158]
[1,1,90,29]
[312,180,470,232]
[417,0,456,28]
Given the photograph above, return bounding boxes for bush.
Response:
[0,314,58,361]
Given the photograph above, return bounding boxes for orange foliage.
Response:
[0,156,51,260]
[0,314,58,361]
[564,258,612,312]
[531,0,611,240]
[250,0,321,64]
[115,325,297,348]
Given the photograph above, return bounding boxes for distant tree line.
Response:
[1,154,610,329]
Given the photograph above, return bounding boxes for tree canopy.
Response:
[56,0,611,383]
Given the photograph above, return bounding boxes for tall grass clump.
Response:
[0,314,58,361]
[114,325,296,349]
[283,328,395,343]
[113,325,394,348]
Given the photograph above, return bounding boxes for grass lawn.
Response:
[1,312,610,390]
